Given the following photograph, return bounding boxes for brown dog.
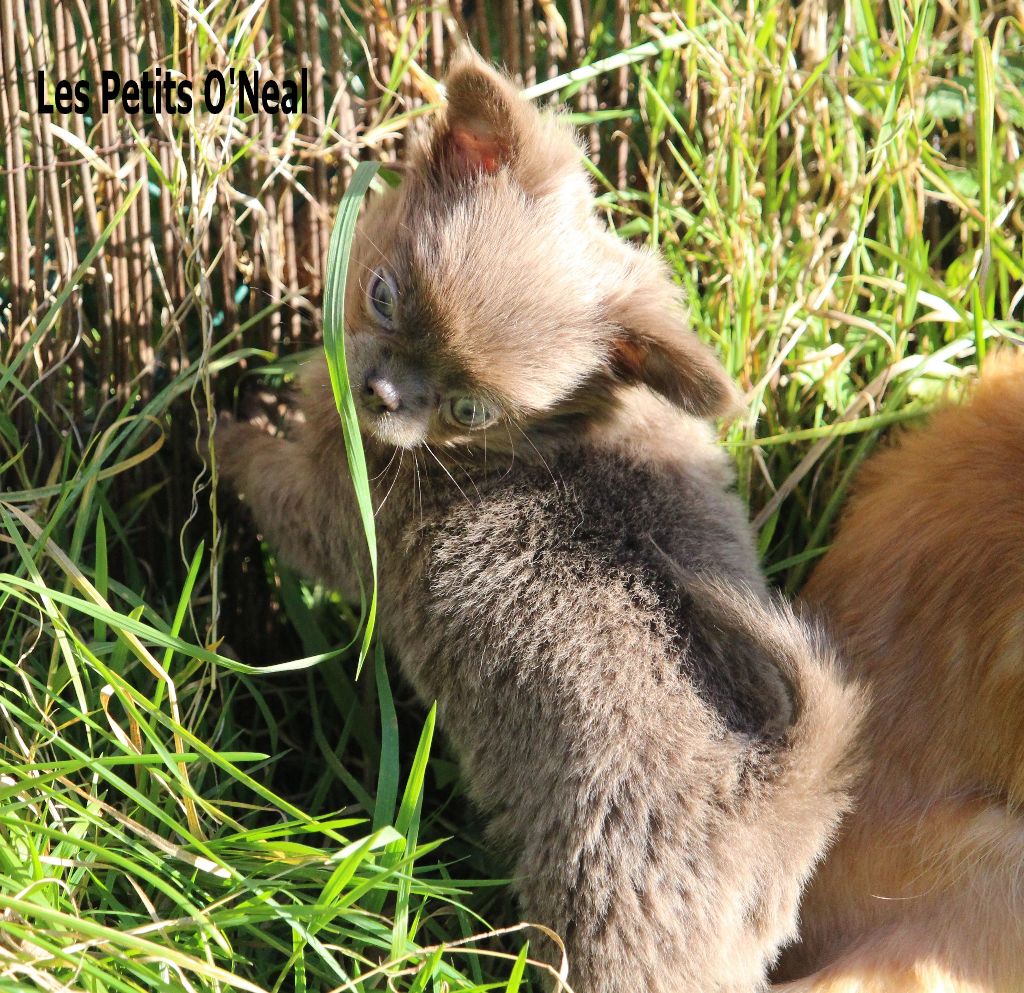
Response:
[213,51,863,992]
[775,349,1024,992]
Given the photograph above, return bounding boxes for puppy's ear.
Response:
[605,252,741,419]
[428,47,584,193]
[435,47,523,176]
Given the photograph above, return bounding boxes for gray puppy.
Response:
[213,52,863,993]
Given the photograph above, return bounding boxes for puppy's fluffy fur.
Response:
[775,349,1024,992]
[215,52,862,993]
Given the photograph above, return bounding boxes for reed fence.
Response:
[0,0,657,423]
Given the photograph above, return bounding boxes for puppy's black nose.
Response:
[363,373,402,413]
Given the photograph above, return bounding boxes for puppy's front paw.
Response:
[202,412,268,484]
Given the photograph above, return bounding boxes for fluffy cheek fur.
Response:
[776,349,1024,993]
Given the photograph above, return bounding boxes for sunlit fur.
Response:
[774,349,1024,993]
[214,51,864,993]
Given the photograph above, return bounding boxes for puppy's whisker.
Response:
[424,443,473,506]
[436,447,483,501]
[513,421,561,492]
[412,450,423,525]
[372,446,400,483]
[501,423,519,482]
[375,447,405,516]
[358,229,398,274]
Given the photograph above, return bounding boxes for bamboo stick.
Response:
[503,0,521,82]
[614,0,630,189]
[474,0,491,60]
[521,0,536,86]
[269,0,300,344]
[91,0,131,397]
[53,0,87,418]
[60,0,113,362]
[0,0,31,330]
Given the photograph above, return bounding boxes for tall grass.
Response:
[2,0,1023,990]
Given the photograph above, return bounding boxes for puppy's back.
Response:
[779,349,1024,990]
[803,350,1024,799]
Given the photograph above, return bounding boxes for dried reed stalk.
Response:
[1,0,31,334]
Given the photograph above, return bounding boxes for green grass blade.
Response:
[322,160,382,672]
[373,639,400,834]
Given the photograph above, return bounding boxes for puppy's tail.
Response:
[685,568,863,766]
[664,562,867,832]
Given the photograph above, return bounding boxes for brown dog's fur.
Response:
[775,349,1024,992]
[214,52,863,992]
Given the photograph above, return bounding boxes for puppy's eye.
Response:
[367,271,397,327]
[448,396,497,429]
